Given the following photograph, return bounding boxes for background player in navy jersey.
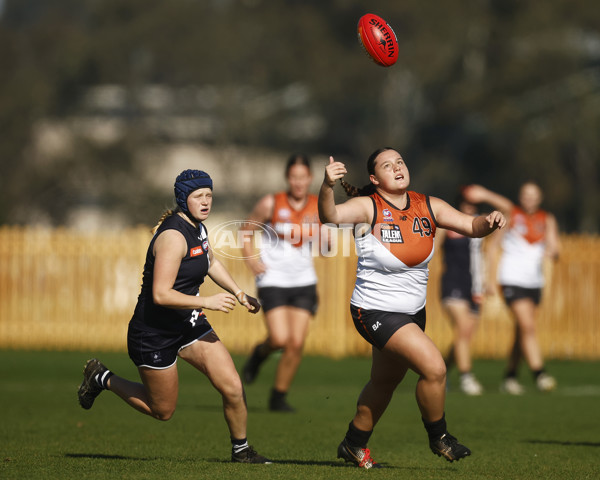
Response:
[437,192,485,396]
[78,169,271,464]
[319,148,505,468]
[463,182,560,394]
[240,154,322,412]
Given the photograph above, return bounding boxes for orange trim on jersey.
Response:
[356,307,376,345]
[370,191,436,267]
[271,192,320,247]
[510,206,547,244]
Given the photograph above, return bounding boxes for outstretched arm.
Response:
[462,184,513,214]
[431,196,506,238]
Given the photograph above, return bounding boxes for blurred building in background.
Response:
[1,0,599,232]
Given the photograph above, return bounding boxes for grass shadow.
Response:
[525,440,600,447]
[207,457,408,469]
[64,453,154,461]
[271,459,404,469]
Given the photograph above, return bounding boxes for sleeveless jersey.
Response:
[441,229,483,298]
[498,206,548,288]
[256,192,319,288]
[130,214,210,333]
[351,191,438,314]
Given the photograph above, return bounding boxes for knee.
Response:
[520,322,537,336]
[220,376,245,403]
[456,323,475,339]
[267,336,286,351]
[285,338,305,355]
[151,406,176,421]
[424,362,447,384]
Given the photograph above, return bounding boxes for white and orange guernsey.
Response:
[256,191,321,289]
[498,206,548,288]
[351,191,437,314]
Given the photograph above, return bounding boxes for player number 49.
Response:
[412,217,432,237]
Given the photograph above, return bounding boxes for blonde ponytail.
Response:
[151,209,176,234]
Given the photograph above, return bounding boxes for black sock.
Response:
[271,388,287,400]
[345,421,373,448]
[505,368,518,379]
[255,343,271,360]
[423,413,447,441]
[532,369,545,380]
[95,370,113,390]
[231,437,249,453]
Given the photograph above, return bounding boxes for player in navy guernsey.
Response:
[78,169,271,464]
[437,192,485,396]
[319,148,506,468]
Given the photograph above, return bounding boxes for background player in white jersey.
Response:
[240,154,323,412]
[319,148,505,468]
[463,182,561,394]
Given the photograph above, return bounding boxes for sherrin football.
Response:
[357,13,399,67]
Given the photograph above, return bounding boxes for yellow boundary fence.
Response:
[0,226,598,359]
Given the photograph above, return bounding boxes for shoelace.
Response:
[438,433,455,447]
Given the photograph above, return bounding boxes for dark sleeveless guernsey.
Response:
[130,214,210,334]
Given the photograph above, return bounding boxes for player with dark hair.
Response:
[463,182,560,394]
[437,192,485,395]
[240,154,323,412]
[77,169,271,464]
[319,148,506,468]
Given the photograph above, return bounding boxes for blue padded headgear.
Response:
[174,169,213,217]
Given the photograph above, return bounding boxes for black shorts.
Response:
[258,284,318,315]
[441,288,480,314]
[501,285,542,306]
[127,316,214,369]
[350,304,426,350]
[441,275,480,313]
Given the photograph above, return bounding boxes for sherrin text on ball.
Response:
[357,13,399,67]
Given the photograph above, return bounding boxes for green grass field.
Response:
[1,350,599,480]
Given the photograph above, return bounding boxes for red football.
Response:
[357,13,399,67]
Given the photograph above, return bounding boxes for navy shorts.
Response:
[350,305,426,350]
[258,284,318,315]
[441,287,480,314]
[501,285,542,306]
[127,316,214,369]
[441,275,480,313]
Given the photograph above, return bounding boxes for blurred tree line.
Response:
[0,0,599,231]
